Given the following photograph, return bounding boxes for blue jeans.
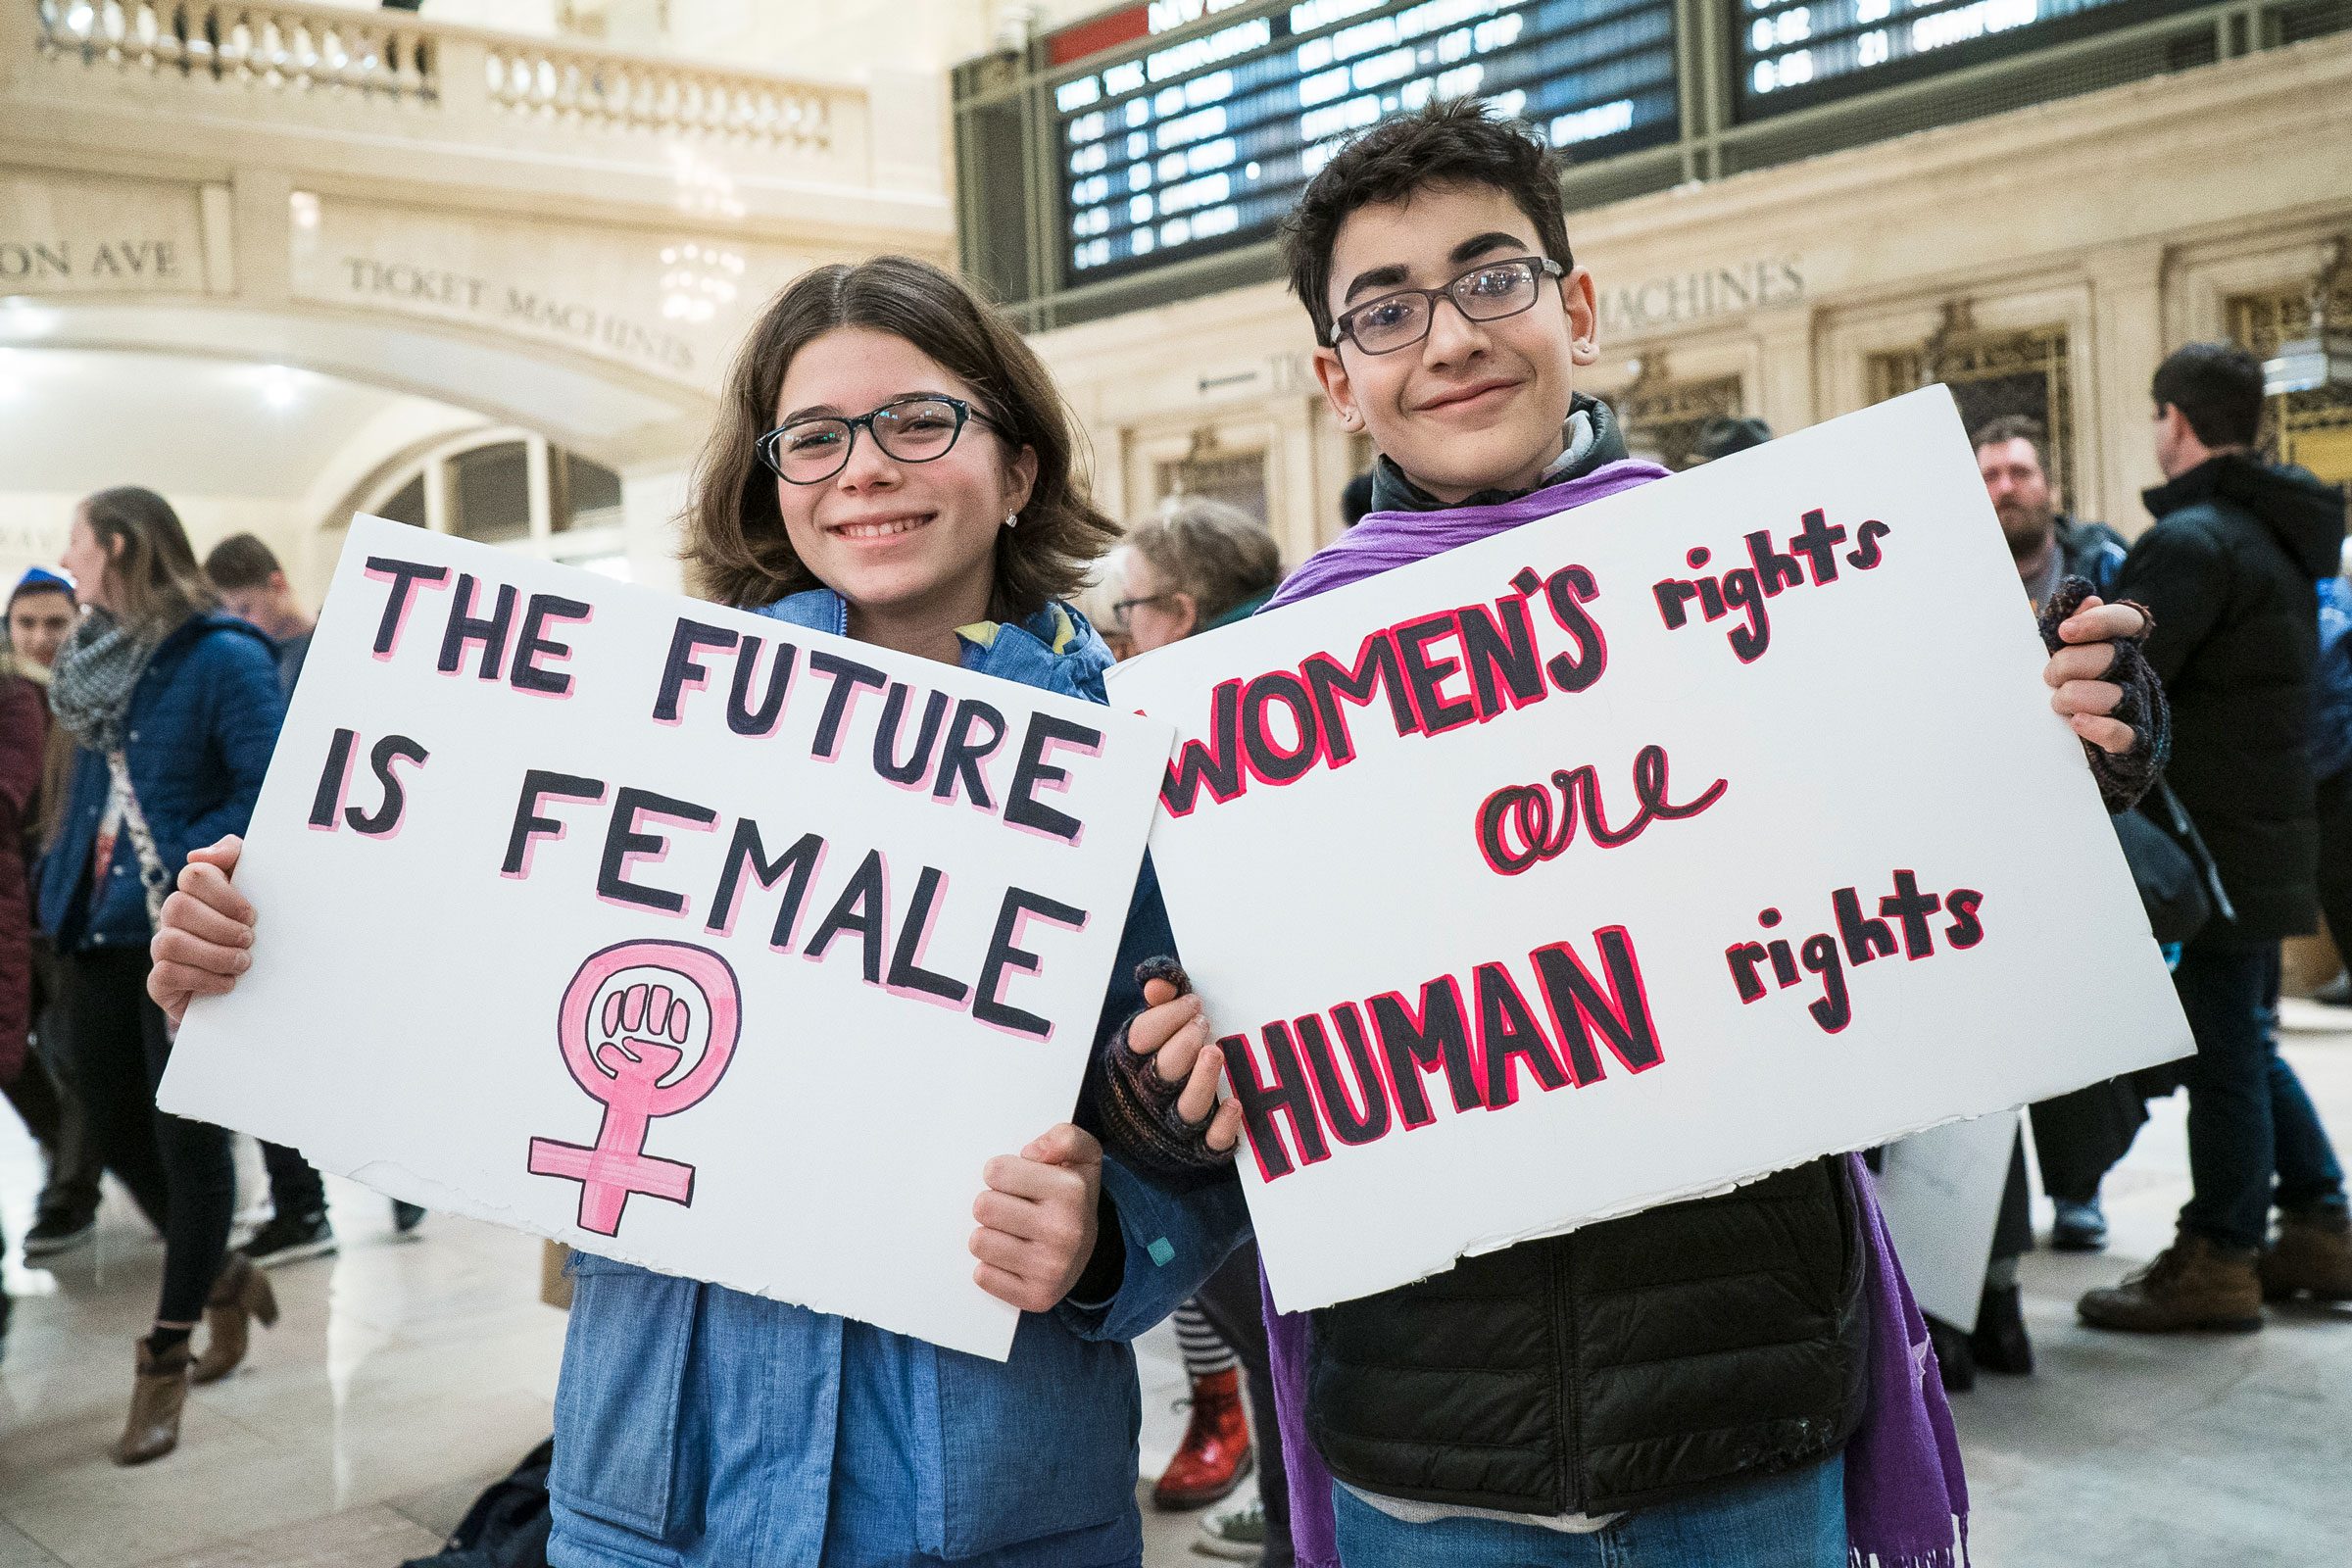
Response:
[2177,941,2348,1250]
[1330,1455,1845,1567]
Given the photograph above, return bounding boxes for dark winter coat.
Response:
[2117,455,2349,939]
[2055,515,2129,598]
[0,671,43,1082]
[35,612,285,953]
[1306,1156,1869,1516]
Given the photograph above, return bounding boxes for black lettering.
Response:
[653,618,739,722]
[805,849,888,983]
[1241,672,1320,782]
[513,594,592,696]
[365,557,450,657]
[1744,529,1804,595]
[1298,1009,1391,1146]
[1476,961,1569,1108]
[1800,933,1851,1033]
[596,786,717,914]
[1944,888,1985,948]
[437,573,517,680]
[933,698,1006,808]
[1368,980,1482,1126]
[501,769,606,876]
[1394,613,1475,733]
[1879,868,1943,959]
[1004,712,1101,843]
[873,683,951,786]
[808,650,889,758]
[974,888,1087,1039]
[886,865,971,1004]
[1789,509,1847,585]
[727,635,796,736]
[705,820,826,949]
[344,734,428,835]
[1721,568,1771,662]
[1848,519,1891,569]
[1301,634,1418,765]
[309,728,358,827]
[1833,887,1898,964]
[1459,594,1545,716]
[1161,680,1250,812]
[1529,929,1663,1085]
[1226,1021,1331,1181]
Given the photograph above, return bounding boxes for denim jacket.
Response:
[548,590,1250,1568]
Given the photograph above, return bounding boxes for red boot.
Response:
[1152,1367,1253,1510]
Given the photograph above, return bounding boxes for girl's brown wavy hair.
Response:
[685,255,1118,617]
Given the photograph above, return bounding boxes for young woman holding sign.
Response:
[44,487,288,1463]
[147,256,1244,1566]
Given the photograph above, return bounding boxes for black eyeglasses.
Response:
[1332,257,1565,355]
[1110,593,1175,629]
[757,395,1003,485]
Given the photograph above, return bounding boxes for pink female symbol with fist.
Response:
[527,940,743,1236]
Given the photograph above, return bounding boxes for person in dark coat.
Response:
[2082,343,2352,1333]
[44,487,288,1460]
[2,568,106,1258]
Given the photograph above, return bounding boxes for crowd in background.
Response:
[0,96,2346,1568]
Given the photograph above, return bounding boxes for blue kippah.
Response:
[11,565,74,605]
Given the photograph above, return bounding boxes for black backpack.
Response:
[402,1438,553,1568]
[2113,779,2231,948]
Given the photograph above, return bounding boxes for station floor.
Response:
[3,1009,2350,1568]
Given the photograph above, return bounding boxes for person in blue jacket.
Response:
[44,486,287,1463]
[146,257,1250,1566]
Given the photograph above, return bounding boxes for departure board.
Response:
[1050,0,1679,288]
[1738,0,2172,115]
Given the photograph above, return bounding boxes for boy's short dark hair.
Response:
[1970,414,2049,473]
[204,532,285,592]
[1281,99,1573,349]
[2151,342,2266,450]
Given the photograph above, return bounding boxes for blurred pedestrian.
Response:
[43,487,287,1461]
[2081,343,2352,1333]
[3,568,104,1259]
[204,532,426,1257]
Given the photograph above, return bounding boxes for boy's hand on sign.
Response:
[148,835,257,1028]
[2046,597,2146,755]
[972,1123,1103,1313]
[1130,979,1246,1153]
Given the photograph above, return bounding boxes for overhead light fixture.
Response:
[2264,329,2352,397]
[2264,237,2350,396]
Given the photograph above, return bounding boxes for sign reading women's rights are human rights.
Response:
[1107,388,2191,1315]
[160,517,1172,1361]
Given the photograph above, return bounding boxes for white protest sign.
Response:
[1106,387,2190,1314]
[162,515,1171,1360]
[1876,1111,2022,1330]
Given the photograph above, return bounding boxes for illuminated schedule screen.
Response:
[1050,0,1679,288]
[1738,0,2178,114]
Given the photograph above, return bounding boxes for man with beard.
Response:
[1979,415,2128,613]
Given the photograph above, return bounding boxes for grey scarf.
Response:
[48,608,159,751]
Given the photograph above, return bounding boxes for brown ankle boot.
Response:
[113,1339,193,1465]
[2260,1206,2352,1303]
[191,1251,279,1386]
[2078,1233,2264,1333]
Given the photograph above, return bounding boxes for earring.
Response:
[1004,512,1019,529]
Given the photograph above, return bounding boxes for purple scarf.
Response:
[1252,466,1969,1568]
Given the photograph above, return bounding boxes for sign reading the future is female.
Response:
[1107,388,2190,1314]
[161,516,1172,1361]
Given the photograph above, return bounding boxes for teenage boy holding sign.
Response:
[1112,102,2165,1568]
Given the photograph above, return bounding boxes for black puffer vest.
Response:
[1307,1156,1870,1515]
